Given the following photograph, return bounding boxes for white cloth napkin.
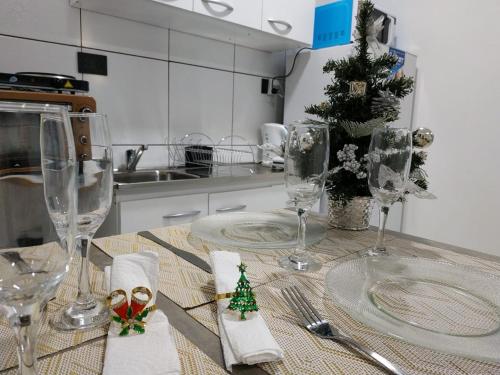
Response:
[103,251,181,375]
[209,251,283,370]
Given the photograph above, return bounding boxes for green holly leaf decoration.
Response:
[136,309,149,322]
[119,326,130,336]
[133,324,145,334]
[126,306,132,319]
[112,316,123,324]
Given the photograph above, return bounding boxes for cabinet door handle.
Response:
[202,0,234,12]
[216,204,247,213]
[267,19,293,31]
[163,210,201,219]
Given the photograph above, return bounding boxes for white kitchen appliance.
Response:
[284,45,417,232]
[260,123,288,168]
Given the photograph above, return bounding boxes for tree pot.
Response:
[328,196,374,231]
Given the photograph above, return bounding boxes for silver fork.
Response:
[282,286,407,375]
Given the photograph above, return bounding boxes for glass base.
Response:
[360,247,390,257]
[359,245,417,258]
[50,299,110,331]
[278,254,322,272]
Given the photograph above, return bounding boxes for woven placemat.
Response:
[93,212,394,309]
[2,325,228,375]
[93,232,215,308]
[186,242,500,375]
[0,254,108,372]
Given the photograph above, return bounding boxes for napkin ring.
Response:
[215,292,235,301]
[107,286,157,336]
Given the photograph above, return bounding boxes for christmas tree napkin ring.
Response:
[107,286,157,336]
[226,263,259,321]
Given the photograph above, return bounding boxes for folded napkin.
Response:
[209,251,283,370]
[103,251,181,375]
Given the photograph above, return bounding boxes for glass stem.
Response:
[374,206,390,253]
[290,208,308,261]
[12,304,41,375]
[76,237,95,307]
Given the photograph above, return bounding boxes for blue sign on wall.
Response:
[313,0,353,49]
[389,48,406,76]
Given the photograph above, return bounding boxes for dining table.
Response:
[1,213,500,375]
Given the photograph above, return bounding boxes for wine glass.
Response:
[50,113,113,331]
[367,126,412,256]
[0,103,77,375]
[278,122,329,272]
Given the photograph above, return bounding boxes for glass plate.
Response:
[325,255,500,361]
[190,212,326,249]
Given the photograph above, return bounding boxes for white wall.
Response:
[0,0,285,169]
[373,0,500,256]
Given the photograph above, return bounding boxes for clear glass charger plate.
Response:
[190,211,326,249]
[325,255,500,362]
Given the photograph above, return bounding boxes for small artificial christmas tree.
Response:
[227,263,258,320]
[305,0,429,204]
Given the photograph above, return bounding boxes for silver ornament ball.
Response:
[299,132,314,151]
[412,127,434,148]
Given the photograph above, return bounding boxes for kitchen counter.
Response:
[97,163,288,236]
[112,163,284,203]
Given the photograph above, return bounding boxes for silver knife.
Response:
[137,231,212,274]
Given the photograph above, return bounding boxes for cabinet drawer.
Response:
[262,0,314,44]
[120,193,208,233]
[150,0,193,11]
[209,185,288,215]
[193,0,262,30]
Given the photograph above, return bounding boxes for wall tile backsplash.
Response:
[81,10,170,60]
[0,0,285,170]
[0,0,81,45]
[0,35,79,76]
[83,48,170,145]
[169,30,234,71]
[169,63,233,144]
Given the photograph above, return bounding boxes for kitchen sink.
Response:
[113,170,200,184]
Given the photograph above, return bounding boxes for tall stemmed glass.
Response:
[0,103,77,375]
[51,113,113,330]
[367,126,412,256]
[278,122,329,272]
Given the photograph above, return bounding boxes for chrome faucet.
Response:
[126,144,148,171]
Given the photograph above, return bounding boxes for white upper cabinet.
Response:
[72,0,315,50]
[262,0,315,45]
[193,0,262,30]
[148,0,193,11]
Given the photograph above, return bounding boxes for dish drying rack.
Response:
[167,134,258,176]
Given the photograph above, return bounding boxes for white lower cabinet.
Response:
[208,185,288,215]
[120,193,208,233]
[115,184,289,234]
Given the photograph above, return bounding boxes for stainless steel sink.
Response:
[113,169,200,184]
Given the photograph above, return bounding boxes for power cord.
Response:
[271,47,313,94]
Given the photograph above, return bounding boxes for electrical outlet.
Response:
[261,78,270,94]
[78,52,107,76]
